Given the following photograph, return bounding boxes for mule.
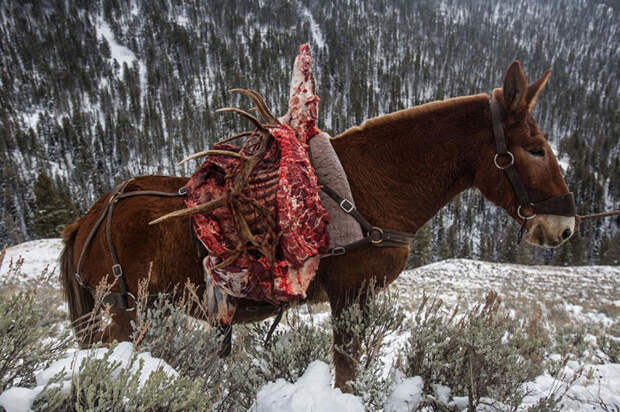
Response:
[60,61,575,389]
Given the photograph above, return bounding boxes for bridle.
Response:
[489,96,576,227]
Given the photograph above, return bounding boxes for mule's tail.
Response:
[60,220,96,347]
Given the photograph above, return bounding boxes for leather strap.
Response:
[533,192,576,217]
[75,180,186,310]
[491,99,531,207]
[317,178,415,257]
[317,180,373,233]
[490,97,576,219]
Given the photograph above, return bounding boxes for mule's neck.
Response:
[331,94,492,233]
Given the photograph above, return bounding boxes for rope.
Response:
[577,210,620,221]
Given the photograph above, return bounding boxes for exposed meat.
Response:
[185,44,328,325]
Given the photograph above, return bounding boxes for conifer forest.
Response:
[0,0,618,265]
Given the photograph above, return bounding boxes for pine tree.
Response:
[32,172,77,238]
[407,223,432,268]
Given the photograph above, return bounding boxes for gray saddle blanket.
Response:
[309,132,363,248]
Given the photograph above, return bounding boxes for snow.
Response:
[432,383,452,403]
[250,361,364,412]
[0,388,42,412]
[2,239,619,410]
[521,362,620,411]
[0,342,178,412]
[96,19,137,68]
[0,238,63,280]
[95,18,146,91]
[301,8,325,49]
[384,376,424,412]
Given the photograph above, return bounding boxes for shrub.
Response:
[398,292,546,411]
[0,293,71,392]
[242,307,332,383]
[333,283,406,410]
[31,345,209,411]
[130,282,333,411]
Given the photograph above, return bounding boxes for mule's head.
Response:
[474,61,575,248]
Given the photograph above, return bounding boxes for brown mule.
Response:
[60,61,574,389]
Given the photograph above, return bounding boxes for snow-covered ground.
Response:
[1,239,618,411]
[0,238,63,281]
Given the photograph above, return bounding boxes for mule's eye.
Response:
[528,149,545,157]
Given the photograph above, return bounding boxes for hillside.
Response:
[1,239,619,410]
[0,0,618,266]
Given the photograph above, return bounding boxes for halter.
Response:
[490,96,576,223]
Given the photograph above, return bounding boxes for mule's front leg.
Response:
[328,287,366,392]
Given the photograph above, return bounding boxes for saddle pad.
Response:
[310,132,363,248]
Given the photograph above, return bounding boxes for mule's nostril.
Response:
[561,228,572,240]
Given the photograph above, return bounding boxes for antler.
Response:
[216,130,254,145]
[228,89,279,125]
[178,149,244,165]
[151,91,277,226]
[148,196,227,225]
[215,108,269,135]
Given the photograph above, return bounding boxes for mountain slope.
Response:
[0,0,618,265]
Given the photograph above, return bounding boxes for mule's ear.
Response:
[503,61,527,112]
[525,69,551,111]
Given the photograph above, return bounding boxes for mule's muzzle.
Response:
[523,215,575,248]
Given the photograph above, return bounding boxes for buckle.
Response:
[329,246,346,256]
[112,264,123,278]
[494,151,515,170]
[369,227,384,244]
[339,199,355,214]
[178,186,187,196]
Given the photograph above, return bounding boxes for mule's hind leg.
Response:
[97,309,137,345]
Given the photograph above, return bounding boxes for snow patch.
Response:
[250,361,364,412]
[384,376,424,412]
[301,8,325,49]
[521,362,620,410]
[0,342,178,412]
[96,18,137,68]
[0,238,63,280]
[0,387,43,412]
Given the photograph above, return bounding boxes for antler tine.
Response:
[178,149,244,165]
[215,107,268,134]
[228,89,279,124]
[149,196,227,225]
[216,130,254,145]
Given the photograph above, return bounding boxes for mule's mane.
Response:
[334,93,489,139]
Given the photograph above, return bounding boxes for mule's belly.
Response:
[232,246,408,323]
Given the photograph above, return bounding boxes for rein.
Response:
[577,210,620,222]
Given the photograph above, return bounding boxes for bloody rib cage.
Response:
[181,45,329,325]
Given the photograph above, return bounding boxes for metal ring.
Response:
[370,227,384,244]
[517,204,536,220]
[494,151,515,170]
[125,292,137,312]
